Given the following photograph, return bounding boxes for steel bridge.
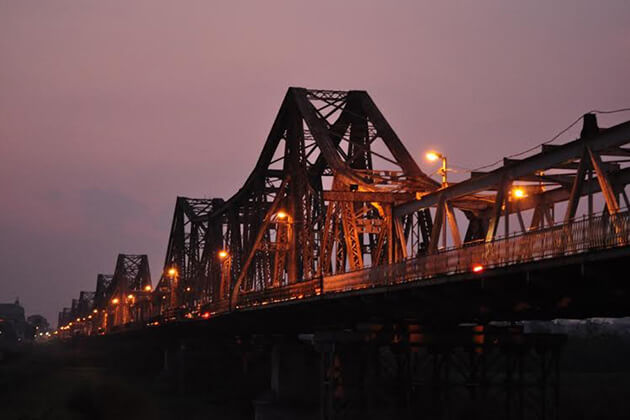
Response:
[55,87,630,420]
[58,87,630,333]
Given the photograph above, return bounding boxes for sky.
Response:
[1,0,630,326]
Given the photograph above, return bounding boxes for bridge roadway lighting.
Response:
[167,267,178,277]
[111,297,120,305]
[425,151,448,186]
[512,187,526,199]
[275,210,288,220]
[472,263,485,273]
[127,294,134,300]
[144,285,152,292]
[218,250,229,259]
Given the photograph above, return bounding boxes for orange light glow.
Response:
[218,250,229,259]
[167,267,177,277]
[127,294,134,300]
[93,309,98,314]
[276,210,288,219]
[201,312,211,319]
[512,187,526,199]
[185,287,191,292]
[144,285,152,292]
[111,298,120,304]
[472,264,484,273]
[425,151,441,162]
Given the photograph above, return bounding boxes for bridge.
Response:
[56,88,630,419]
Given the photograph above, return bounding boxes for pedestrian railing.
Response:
[208,210,630,313]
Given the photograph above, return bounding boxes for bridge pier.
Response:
[313,324,564,420]
[254,338,320,420]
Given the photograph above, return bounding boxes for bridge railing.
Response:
[323,210,630,293]
[205,210,629,313]
[236,278,321,309]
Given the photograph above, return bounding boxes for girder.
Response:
[57,88,630,336]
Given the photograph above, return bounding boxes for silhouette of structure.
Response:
[56,88,630,419]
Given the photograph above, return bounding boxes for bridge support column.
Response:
[254,338,320,420]
[314,325,564,420]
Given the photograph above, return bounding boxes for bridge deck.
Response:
[222,210,630,312]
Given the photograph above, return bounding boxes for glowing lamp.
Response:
[167,267,177,277]
[111,298,120,304]
[276,210,288,219]
[472,264,485,273]
[218,250,229,259]
[512,187,526,199]
[144,285,152,292]
[425,151,441,162]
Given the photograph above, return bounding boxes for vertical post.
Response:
[441,156,448,250]
[587,168,593,220]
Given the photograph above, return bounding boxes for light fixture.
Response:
[472,263,484,273]
[426,151,442,162]
[512,187,526,199]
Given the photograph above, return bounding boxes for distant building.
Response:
[27,314,50,334]
[0,299,34,342]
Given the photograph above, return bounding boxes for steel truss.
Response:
[106,254,152,328]
[396,114,630,253]
[58,88,630,332]
[159,87,440,315]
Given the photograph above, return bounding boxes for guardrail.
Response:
[324,210,630,293]
[208,210,630,313]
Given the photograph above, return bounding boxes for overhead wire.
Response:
[472,107,630,172]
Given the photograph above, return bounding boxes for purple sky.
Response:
[1,1,629,326]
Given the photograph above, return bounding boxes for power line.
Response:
[472,107,630,172]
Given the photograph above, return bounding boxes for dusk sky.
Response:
[1,1,629,326]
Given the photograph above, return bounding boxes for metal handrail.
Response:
[209,210,630,312]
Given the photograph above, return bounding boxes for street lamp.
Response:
[275,210,289,220]
[512,187,526,199]
[218,250,229,260]
[425,151,448,186]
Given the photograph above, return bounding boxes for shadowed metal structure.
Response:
[61,87,630,325]
[157,88,443,316]
[56,88,630,420]
[106,254,152,328]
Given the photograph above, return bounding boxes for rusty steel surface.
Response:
[56,88,630,335]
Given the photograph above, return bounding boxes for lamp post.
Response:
[167,267,178,311]
[426,151,449,249]
[218,250,232,309]
[425,151,448,187]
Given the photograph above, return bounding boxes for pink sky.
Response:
[1,1,629,325]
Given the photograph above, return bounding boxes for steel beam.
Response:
[394,120,630,217]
